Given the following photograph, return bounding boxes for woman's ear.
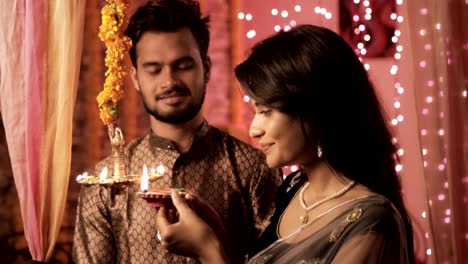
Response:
[300,119,317,147]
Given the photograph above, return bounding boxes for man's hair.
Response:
[125,0,210,67]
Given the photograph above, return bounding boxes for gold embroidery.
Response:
[252,254,273,264]
[330,207,364,242]
[296,258,320,264]
[286,171,302,192]
[329,225,345,242]
[346,207,363,223]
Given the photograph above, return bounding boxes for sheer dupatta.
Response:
[248,195,411,264]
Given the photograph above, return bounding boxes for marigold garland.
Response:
[97,0,132,125]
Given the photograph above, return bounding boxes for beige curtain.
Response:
[406,0,467,263]
[0,0,85,261]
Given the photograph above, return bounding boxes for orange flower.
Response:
[97,0,132,125]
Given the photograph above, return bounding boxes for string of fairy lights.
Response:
[237,2,335,174]
[415,2,457,260]
[349,0,406,175]
[236,0,438,259]
[417,4,434,258]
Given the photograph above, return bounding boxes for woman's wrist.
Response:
[198,236,229,264]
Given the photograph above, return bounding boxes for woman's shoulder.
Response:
[341,184,393,211]
[339,193,403,234]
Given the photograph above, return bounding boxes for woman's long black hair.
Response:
[235,24,414,262]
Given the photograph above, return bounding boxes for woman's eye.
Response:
[259,109,272,116]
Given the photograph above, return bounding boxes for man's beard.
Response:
[141,86,205,124]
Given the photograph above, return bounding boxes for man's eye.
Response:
[177,61,194,70]
[146,68,161,75]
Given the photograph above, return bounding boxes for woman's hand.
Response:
[156,191,229,263]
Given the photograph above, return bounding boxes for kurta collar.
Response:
[148,120,210,151]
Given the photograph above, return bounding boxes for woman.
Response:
[156,24,415,264]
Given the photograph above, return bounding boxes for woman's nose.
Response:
[249,126,264,138]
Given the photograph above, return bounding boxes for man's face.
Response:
[131,28,209,124]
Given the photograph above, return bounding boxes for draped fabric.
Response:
[0,0,85,261]
[248,171,412,264]
[405,0,468,263]
[248,195,412,264]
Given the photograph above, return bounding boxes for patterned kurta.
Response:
[73,122,282,264]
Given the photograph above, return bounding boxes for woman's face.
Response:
[249,99,316,168]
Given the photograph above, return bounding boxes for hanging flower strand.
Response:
[96,0,132,125]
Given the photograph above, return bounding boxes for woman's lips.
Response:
[260,143,273,154]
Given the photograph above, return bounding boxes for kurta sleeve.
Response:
[248,157,283,236]
[73,185,115,264]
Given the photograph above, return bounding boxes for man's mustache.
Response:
[156,87,191,100]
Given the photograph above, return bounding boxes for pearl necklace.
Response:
[299,180,355,224]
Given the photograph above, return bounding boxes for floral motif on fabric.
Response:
[346,207,363,223]
[329,207,363,242]
[286,171,303,193]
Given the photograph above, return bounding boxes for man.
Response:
[72,0,282,263]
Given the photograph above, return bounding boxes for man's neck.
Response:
[149,113,204,153]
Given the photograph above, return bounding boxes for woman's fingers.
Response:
[156,207,171,243]
[171,191,192,215]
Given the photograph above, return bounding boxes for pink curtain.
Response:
[0,0,85,261]
[406,0,468,263]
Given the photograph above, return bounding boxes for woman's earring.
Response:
[317,144,322,158]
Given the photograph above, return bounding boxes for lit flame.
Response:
[156,164,165,175]
[76,171,88,182]
[99,167,108,181]
[141,164,149,191]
